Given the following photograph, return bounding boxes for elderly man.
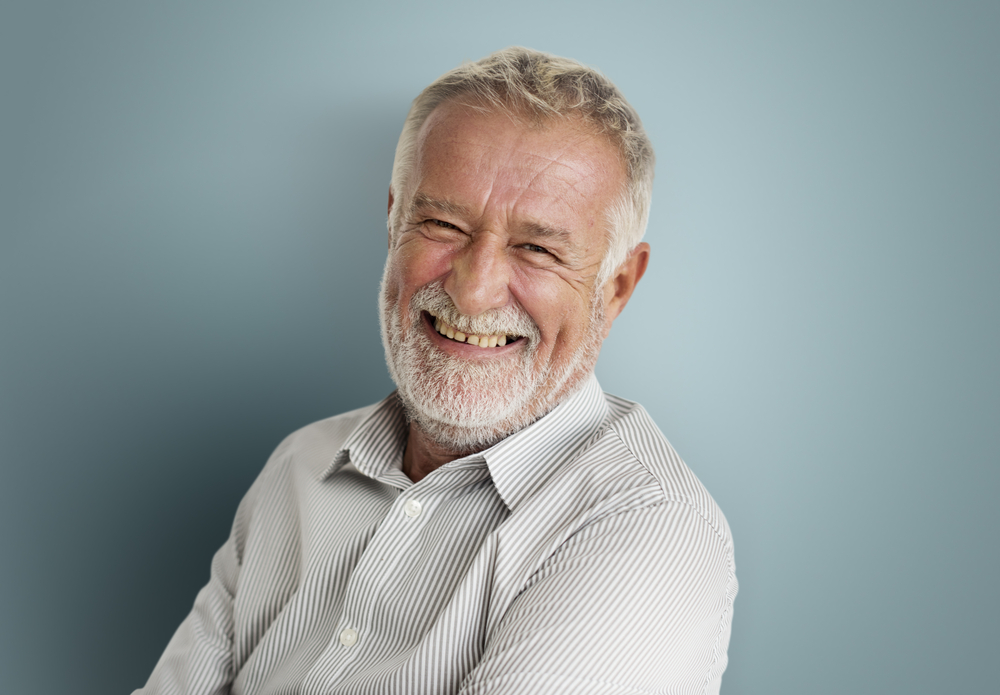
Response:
[138,48,736,695]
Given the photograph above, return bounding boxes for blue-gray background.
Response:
[2,1,997,693]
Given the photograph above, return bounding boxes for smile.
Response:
[424,311,522,349]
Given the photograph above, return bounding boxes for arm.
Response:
[460,502,737,695]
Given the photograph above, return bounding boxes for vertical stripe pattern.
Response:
[136,374,736,695]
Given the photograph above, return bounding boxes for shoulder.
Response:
[505,389,733,560]
[477,394,737,694]
[247,401,384,495]
[228,400,385,552]
[583,391,732,546]
[273,402,379,461]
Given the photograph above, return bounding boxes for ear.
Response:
[387,188,394,250]
[601,242,650,336]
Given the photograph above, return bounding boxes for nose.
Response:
[444,235,511,316]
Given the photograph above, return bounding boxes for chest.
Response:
[230,465,510,695]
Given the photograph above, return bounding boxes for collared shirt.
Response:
[137,375,737,695]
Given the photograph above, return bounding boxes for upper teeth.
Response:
[433,316,509,348]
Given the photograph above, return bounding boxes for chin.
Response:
[379,268,606,455]
[389,335,542,452]
[389,334,601,454]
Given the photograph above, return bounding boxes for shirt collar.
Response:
[482,373,608,511]
[321,393,410,484]
[321,373,609,508]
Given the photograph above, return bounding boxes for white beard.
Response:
[379,263,605,454]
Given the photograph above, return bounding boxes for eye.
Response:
[521,243,549,254]
[431,219,460,231]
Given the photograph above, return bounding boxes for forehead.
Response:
[410,101,626,224]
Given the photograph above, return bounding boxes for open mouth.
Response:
[423,311,524,348]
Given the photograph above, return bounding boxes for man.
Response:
[138,47,736,695]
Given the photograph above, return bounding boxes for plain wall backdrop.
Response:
[2,1,997,693]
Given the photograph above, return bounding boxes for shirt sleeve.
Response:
[458,501,737,695]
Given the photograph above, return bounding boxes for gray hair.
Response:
[389,47,655,285]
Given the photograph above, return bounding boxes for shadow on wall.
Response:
[0,102,404,694]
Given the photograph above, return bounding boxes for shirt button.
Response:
[339,627,358,647]
[403,499,422,518]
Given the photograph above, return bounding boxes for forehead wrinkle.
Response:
[487,156,601,267]
[513,148,607,210]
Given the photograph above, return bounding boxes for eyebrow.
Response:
[408,193,472,219]
[521,222,574,246]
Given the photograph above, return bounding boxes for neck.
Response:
[402,423,479,483]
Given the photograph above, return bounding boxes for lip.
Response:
[421,311,524,359]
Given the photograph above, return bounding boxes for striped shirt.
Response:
[137,374,737,695]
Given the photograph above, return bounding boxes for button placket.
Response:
[327,491,430,661]
[305,465,493,689]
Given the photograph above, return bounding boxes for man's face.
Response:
[380,101,628,451]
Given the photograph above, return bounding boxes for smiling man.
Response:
[137,48,736,695]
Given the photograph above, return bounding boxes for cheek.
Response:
[381,258,413,331]
[512,278,592,355]
[395,239,453,290]
[384,244,451,330]
[381,257,403,304]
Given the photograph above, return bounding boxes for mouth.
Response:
[423,311,525,349]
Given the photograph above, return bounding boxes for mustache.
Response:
[410,282,540,341]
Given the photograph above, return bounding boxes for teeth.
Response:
[429,314,515,348]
